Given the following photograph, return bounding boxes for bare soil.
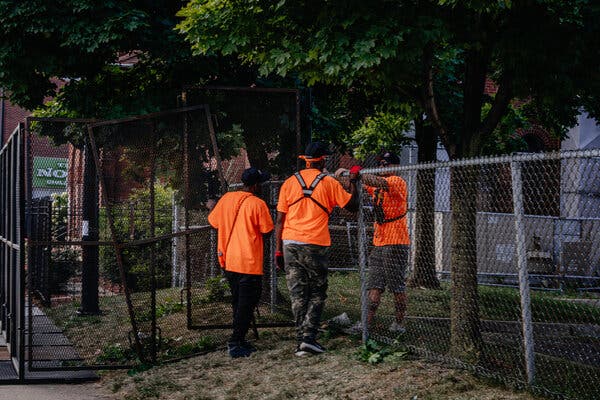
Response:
[98,328,540,400]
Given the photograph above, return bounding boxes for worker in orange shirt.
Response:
[208,167,274,358]
[337,151,409,334]
[275,141,360,356]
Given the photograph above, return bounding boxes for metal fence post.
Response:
[356,180,369,343]
[510,160,536,386]
[171,193,179,287]
[270,184,277,313]
[79,140,100,315]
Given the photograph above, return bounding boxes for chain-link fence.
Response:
[22,89,305,371]
[18,108,600,398]
[324,150,599,400]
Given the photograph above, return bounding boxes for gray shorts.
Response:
[367,245,409,293]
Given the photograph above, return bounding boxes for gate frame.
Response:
[0,123,26,381]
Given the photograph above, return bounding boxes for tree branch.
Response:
[420,43,453,157]
[479,72,514,138]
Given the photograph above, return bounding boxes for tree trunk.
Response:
[409,120,439,289]
[448,46,489,363]
[449,164,483,363]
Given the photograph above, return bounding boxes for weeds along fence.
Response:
[336,150,600,400]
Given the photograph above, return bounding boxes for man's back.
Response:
[208,191,273,274]
[277,168,351,246]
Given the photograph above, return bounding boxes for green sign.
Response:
[33,157,68,188]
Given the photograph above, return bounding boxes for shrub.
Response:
[99,183,174,292]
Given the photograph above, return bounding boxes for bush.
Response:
[203,276,230,302]
[99,183,174,292]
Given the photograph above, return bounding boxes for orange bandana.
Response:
[299,155,326,168]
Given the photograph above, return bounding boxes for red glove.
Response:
[275,251,285,271]
[349,165,363,174]
[349,165,362,183]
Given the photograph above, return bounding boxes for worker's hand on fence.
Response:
[349,165,362,182]
[334,168,349,178]
[275,251,285,271]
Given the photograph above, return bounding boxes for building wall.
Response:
[2,99,29,144]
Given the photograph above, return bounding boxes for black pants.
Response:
[225,271,262,343]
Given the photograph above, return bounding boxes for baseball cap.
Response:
[241,167,270,186]
[377,151,400,166]
[304,141,333,159]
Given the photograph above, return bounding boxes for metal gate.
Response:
[1,88,305,381]
[0,123,25,381]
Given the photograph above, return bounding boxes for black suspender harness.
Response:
[289,172,330,215]
[373,188,407,224]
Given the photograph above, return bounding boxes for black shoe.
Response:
[241,340,257,353]
[299,337,326,354]
[227,342,252,358]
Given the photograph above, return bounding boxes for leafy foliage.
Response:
[202,277,230,303]
[96,342,137,364]
[178,0,600,158]
[351,108,414,160]
[355,339,409,365]
[0,0,261,136]
[99,183,174,291]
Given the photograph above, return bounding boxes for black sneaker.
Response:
[241,340,257,353]
[299,338,326,354]
[227,342,252,358]
[294,344,308,357]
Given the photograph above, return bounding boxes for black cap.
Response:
[304,141,333,159]
[377,151,400,166]
[241,167,270,186]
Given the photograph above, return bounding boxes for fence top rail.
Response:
[26,117,96,124]
[87,104,208,128]
[361,148,600,175]
[476,211,600,221]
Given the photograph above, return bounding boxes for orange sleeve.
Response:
[256,200,274,233]
[327,177,352,209]
[207,198,222,228]
[276,179,291,213]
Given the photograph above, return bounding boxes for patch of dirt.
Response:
[97,329,539,400]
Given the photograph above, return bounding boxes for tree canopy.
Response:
[0,0,259,118]
[178,0,600,158]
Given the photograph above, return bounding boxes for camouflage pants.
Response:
[284,243,329,342]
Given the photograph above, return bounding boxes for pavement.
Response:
[0,384,111,400]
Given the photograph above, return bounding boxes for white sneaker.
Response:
[388,322,406,334]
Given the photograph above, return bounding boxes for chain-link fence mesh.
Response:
[19,111,600,399]
[181,86,308,181]
[344,152,600,400]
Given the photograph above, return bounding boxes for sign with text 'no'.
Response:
[33,157,68,188]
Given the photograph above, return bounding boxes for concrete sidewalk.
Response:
[0,383,111,400]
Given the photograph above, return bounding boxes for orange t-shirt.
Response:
[365,175,410,246]
[277,168,351,246]
[208,191,274,275]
